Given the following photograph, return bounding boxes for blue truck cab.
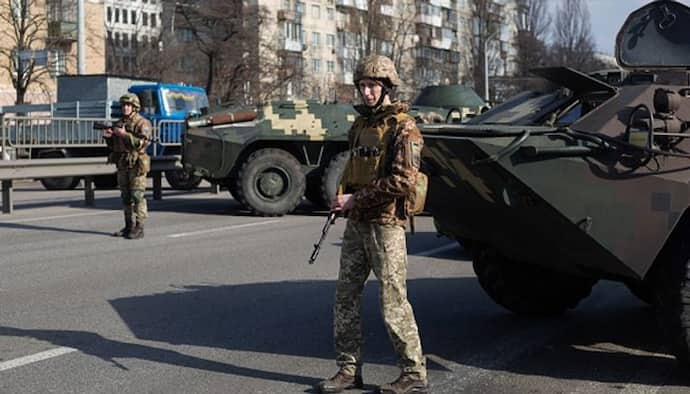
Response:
[128,83,209,156]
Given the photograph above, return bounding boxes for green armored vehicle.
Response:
[182,85,485,216]
[421,0,690,366]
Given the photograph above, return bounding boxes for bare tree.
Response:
[510,0,551,94]
[0,0,55,104]
[549,0,603,72]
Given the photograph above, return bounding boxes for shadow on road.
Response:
[3,277,689,387]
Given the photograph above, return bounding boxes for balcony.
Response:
[282,38,304,52]
[47,21,77,42]
[277,9,301,21]
[431,37,453,50]
[416,14,442,27]
[336,0,367,11]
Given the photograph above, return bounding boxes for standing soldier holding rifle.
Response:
[102,93,152,240]
[317,54,428,394]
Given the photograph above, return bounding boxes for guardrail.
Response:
[0,155,181,214]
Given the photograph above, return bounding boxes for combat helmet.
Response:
[354,55,401,88]
[119,93,140,110]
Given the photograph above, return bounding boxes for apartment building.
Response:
[104,0,163,74]
[0,0,106,105]
[164,0,516,104]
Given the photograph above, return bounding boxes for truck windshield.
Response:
[161,88,209,115]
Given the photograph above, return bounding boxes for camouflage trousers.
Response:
[117,169,148,224]
[334,219,426,380]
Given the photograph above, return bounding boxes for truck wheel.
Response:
[320,151,350,208]
[235,148,305,216]
[37,151,80,190]
[652,235,690,366]
[473,248,596,317]
[165,170,202,190]
[40,176,81,190]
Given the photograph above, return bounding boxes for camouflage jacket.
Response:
[106,112,152,169]
[344,102,424,227]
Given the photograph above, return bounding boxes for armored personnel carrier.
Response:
[182,86,485,216]
[421,0,690,365]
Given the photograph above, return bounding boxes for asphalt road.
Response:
[1,180,690,393]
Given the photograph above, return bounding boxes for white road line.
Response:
[416,242,460,257]
[0,347,77,372]
[168,219,282,238]
[1,211,116,224]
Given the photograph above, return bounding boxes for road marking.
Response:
[416,242,460,257]
[168,219,282,238]
[0,211,116,224]
[0,347,77,372]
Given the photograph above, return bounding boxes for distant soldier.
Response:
[103,93,152,240]
[318,55,428,394]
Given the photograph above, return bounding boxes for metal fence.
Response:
[0,115,186,158]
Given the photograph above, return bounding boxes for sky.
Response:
[585,0,690,55]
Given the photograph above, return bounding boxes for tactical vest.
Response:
[343,111,413,189]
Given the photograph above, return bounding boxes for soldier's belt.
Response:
[351,146,381,157]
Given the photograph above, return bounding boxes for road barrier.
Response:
[0,155,181,214]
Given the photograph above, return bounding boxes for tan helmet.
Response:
[354,54,401,87]
[119,93,140,110]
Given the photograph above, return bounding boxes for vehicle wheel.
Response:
[473,247,596,317]
[165,169,202,190]
[94,174,119,189]
[37,151,80,190]
[652,235,690,366]
[40,176,81,190]
[320,151,350,208]
[235,148,305,216]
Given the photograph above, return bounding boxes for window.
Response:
[296,1,304,15]
[122,32,129,48]
[107,7,112,22]
[327,60,334,73]
[312,32,320,47]
[142,35,148,49]
[282,0,290,8]
[142,13,148,26]
[115,8,119,23]
[326,33,335,48]
[122,9,128,23]
[177,28,193,42]
[151,13,157,27]
[312,59,321,73]
[131,10,136,24]
[326,7,334,20]
[311,4,320,18]
[114,32,120,46]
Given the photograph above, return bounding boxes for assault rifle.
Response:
[93,120,123,130]
[308,210,338,264]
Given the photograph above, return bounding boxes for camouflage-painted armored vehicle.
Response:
[182,85,486,216]
[420,0,690,365]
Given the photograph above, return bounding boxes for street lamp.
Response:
[484,30,498,103]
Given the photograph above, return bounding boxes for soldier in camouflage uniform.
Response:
[318,55,428,394]
[103,93,152,240]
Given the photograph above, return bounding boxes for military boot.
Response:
[112,219,133,237]
[318,368,363,393]
[127,223,144,240]
[378,373,428,394]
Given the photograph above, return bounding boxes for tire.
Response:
[473,248,596,317]
[40,176,81,190]
[94,174,119,189]
[234,148,305,216]
[165,169,203,190]
[320,151,350,208]
[652,234,690,366]
[37,151,80,190]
